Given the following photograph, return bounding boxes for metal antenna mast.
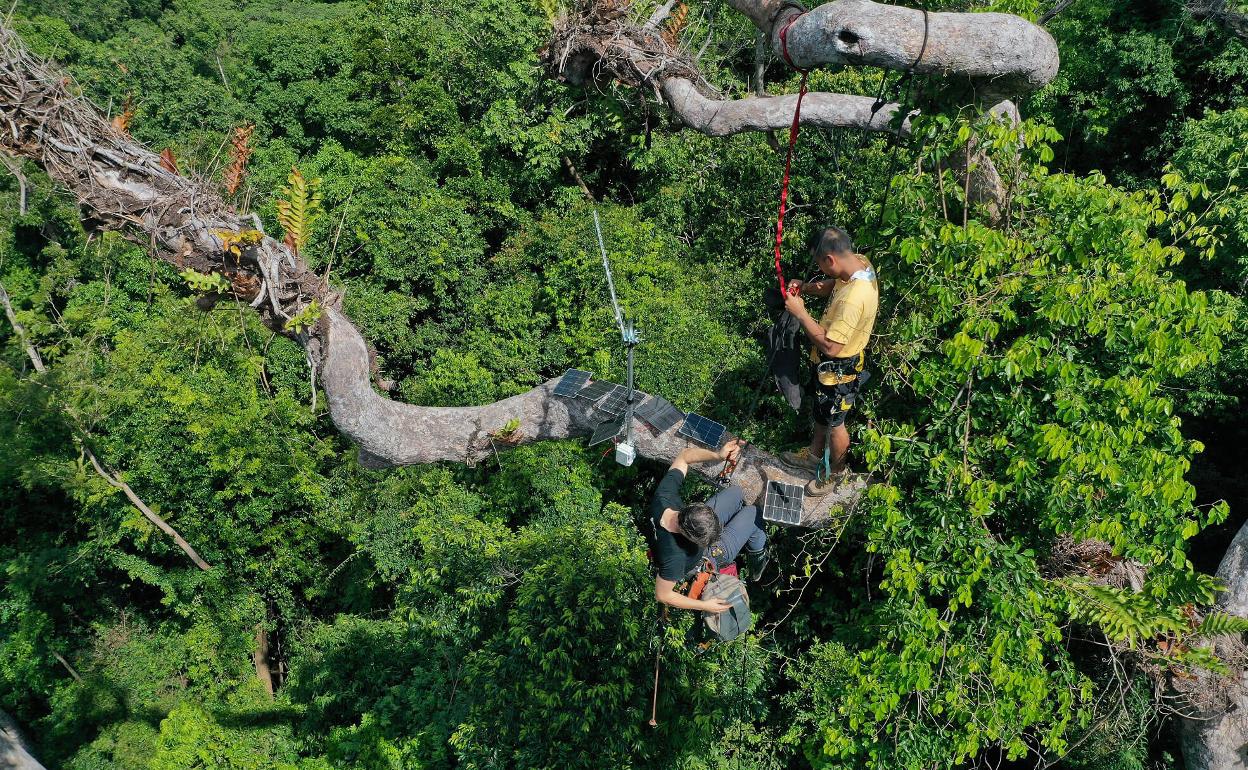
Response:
[593,209,640,466]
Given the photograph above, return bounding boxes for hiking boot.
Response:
[746,548,775,584]
[779,447,819,473]
[805,468,851,497]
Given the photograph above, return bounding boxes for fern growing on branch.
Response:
[276,166,323,258]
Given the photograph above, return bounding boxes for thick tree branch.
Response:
[733,0,1058,98]
[0,709,45,770]
[322,308,861,526]
[549,1,913,138]
[660,77,912,136]
[0,23,859,527]
[1176,518,1248,770]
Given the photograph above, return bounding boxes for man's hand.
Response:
[784,291,807,317]
[718,438,745,463]
[787,279,804,295]
[701,599,731,614]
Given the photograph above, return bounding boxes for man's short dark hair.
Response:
[678,503,722,548]
[809,226,854,259]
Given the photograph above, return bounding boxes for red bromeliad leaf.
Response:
[111,96,135,136]
[159,148,179,175]
[224,124,255,196]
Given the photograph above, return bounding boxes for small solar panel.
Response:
[676,412,727,448]
[763,480,805,525]
[597,386,640,417]
[553,369,593,397]
[588,417,625,447]
[576,380,617,402]
[635,396,684,433]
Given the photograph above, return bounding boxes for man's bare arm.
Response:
[791,278,836,297]
[669,439,743,475]
[795,309,846,358]
[655,576,730,612]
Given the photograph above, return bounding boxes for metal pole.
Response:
[625,331,636,445]
[593,209,627,340]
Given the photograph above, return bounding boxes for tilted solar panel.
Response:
[597,386,640,417]
[576,380,618,402]
[762,480,805,525]
[553,369,593,397]
[588,417,626,447]
[676,412,727,448]
[634,396,684,433]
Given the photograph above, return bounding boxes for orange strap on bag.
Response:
[686,558,717,600]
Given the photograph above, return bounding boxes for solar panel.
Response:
[576,380,617,402]
[597,386,640,417]
[553,369,593,397]
[635,396,684,433]
[763,480,805,525]
[588,417,625,447]
[676,412,727,448]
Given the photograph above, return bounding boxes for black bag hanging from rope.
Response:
[763,286,804,411]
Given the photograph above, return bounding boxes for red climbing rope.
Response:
[773,12,808,296]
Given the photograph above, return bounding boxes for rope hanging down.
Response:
[772,11,808,296]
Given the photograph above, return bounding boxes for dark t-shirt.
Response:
[649,468,704,582]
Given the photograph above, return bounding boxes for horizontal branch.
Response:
[660,77,913,136]
[734,0,1059,95]
[321,308,861,526]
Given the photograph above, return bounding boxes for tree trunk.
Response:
[1177,518,1248,769]
[254,623,275,697]
[0,709,46,770]
[735,0,1058,98]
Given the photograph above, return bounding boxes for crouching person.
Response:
[650,439,771,612]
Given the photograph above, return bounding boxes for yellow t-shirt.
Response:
[810,267,878,384]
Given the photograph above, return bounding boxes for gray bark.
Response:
[660,77,913,136]
[0,710,46,770]
[1189,0,1248,42]
[322,308,861,526]
[549,0,1056,140]
[1178,519,1248,769]
[733,0,1058,98]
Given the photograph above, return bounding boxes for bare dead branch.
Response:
[84,446,213,571]
[0,279,42,371]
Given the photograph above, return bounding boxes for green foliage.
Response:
[283,300,322,335]
[276,167,323,257]
[1195,610,1248,636]
[1,1,1246,769]
[178,267,231,295]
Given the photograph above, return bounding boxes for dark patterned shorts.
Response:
[812,374,861,428]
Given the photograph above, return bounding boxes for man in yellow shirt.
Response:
[780,226,878,494]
